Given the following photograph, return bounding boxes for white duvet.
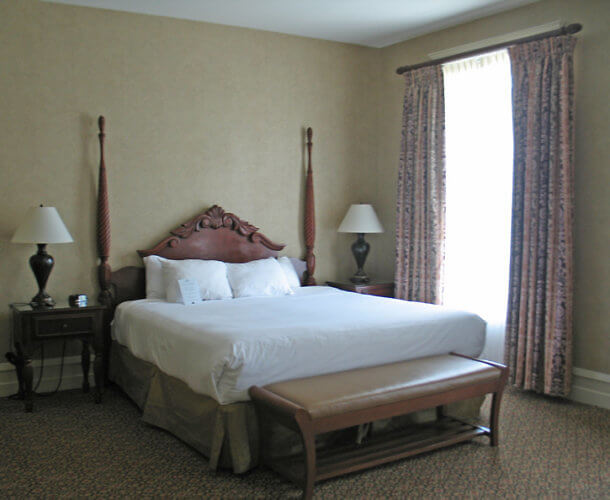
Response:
[112,286,485,404]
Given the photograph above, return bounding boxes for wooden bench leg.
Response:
[296,413,316,500]
[436,405,444,420]
[489,389,504,446]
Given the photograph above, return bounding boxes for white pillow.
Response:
[161,259,233,303]
[143,255,169,299]
[226,257,293,298]
[278,256,302,290]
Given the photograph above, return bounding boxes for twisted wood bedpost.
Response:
[96,116,112,387]
[97,116,112,307]
[303,127,316,286]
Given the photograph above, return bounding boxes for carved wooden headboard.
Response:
[96,116,316,311]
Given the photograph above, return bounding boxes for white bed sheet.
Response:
[112,286,485,404]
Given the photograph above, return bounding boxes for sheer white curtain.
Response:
[442,50,513,363]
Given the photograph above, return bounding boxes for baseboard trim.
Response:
[570,367,610,409]
[0,355,95,397]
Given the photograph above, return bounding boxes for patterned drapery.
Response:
[505,36,577,397]
[395,66,446,304]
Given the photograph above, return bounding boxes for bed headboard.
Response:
[96,116,316,311]
[137,204,284,262]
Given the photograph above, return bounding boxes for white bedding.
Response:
[112,286,485,404]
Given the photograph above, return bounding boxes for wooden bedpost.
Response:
[303,127,316,285]
[97,116,112,307]
[96,115,113,389]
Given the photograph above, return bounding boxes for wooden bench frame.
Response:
[250,354,508,499]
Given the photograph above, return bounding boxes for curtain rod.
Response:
[395,23,582,75]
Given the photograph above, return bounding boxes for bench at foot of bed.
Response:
[249,353,508,499]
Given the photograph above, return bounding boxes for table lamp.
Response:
[338,204,383,283]
[11,205,73,308]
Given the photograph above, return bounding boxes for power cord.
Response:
[5,341,67,399]
[33,344,44,392]
[36,341,67,396]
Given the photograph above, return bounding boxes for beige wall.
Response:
[1,0,607,375]
[0,0,378,356]
[371,0,609,374]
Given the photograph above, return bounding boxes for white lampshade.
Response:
[338,204,384,234]
[11,206,73,244]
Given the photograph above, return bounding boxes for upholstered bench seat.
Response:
[249,353,508,499]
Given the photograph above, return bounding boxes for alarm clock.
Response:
[69,294,88,307]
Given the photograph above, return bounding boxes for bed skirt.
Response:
[109,342,484,473]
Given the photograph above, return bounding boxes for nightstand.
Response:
[326,281,395,298]
[9,303,105,412]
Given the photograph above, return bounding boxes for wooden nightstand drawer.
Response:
[33,314,94,338]
[357,283,394,297]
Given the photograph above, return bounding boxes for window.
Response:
[442,50,513,362]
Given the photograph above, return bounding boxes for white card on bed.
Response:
[178,279,202,305]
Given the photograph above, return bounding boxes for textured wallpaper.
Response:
[1,0,607,375]
[0,0,380,357]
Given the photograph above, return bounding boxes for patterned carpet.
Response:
[0,386,608,498]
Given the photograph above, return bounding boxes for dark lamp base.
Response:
[350,273,370,284]
[29,243,55,309]
[349,233,371,285]
[30,292,55,309]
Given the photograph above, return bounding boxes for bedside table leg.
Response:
[6,351,26,399]
[23,357,34,412]
[81,340,90,393]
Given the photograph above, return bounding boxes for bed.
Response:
[95,118,486,472]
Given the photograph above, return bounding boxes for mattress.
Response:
[112,286,485,404]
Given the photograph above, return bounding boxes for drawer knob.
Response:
[62,323,69,329]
